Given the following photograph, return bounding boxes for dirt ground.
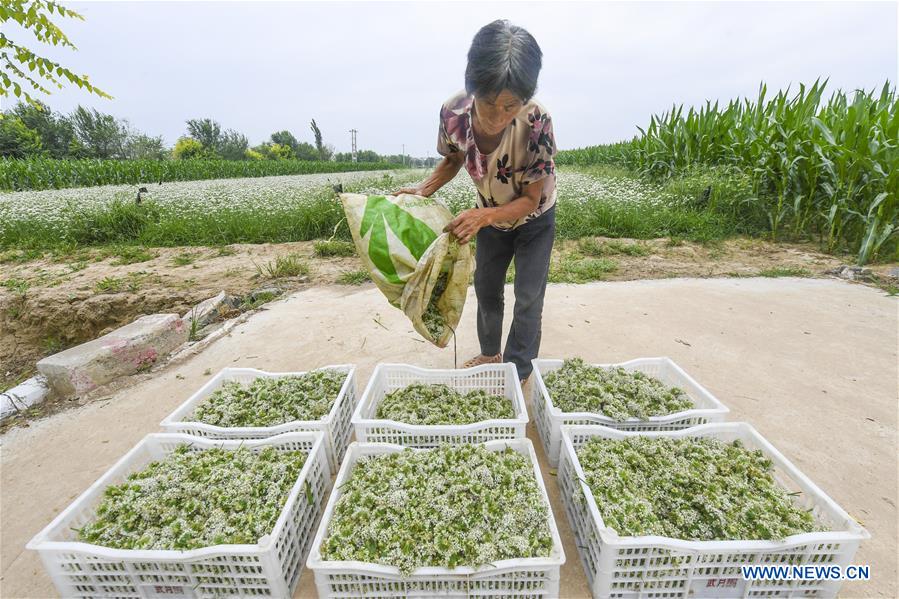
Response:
[3,235,895,399]
[1,278,895,598]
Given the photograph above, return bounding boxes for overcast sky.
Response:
[3,1,896,157]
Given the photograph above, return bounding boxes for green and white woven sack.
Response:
[340,193,473,347]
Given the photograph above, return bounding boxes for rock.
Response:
[37,314,188,396]
[1,376,49,421]
[826,265,873,281]
[181,291,229,328]
[888,267,899,279]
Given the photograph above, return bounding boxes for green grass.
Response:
[577,238,652,257]
[314,240,356,257]
[95,276,123,293]
[0,248,43,263]
[337,269,370,285]
[554,197,743,244]
[43,336,64,354]
[757,266,812,278]
[1,193,352,251]
[1,278,29,294]
[94,272,147,293]
[337,268,371,285]
[240,291,279,310]
[107,245,156,265]
[255,253,310,279]
[171,252,198,266]
[549,255,618,283]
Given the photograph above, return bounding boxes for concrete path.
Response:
[2,277,896,598]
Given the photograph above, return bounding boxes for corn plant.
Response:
[558,80,898,264]
[0,157,403,192]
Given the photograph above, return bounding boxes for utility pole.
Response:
[349,129,358,163]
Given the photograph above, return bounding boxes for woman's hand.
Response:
[444,208,494,244]
[392,186,428,197]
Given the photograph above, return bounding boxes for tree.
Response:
[218,129,248,160]
[270,130,299,152]
[250,142,293,160]
[9,99,75,158]
[0,114,43,157]
[294,141,319,161]
[356,149,380,162]
[69,105,128,158]
[173,136,212,160]
[310,118,325,160]
[185,118,222,153]
[124,132,167,160]
[0,0,112,111]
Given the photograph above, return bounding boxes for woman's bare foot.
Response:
[461,353,502,368]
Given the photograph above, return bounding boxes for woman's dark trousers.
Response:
[473,206,555,379]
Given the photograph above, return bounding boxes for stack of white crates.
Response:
[25,355,869,599]
[306,362,566,598]
[28,364,358,598]
[530,356,867,599]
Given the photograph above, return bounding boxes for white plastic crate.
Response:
[307,439,565,598]
[531,357,729,466]
[558,423,869,599]
[352,362,527,447]
[27,432,331,599]
[160,365,356,473]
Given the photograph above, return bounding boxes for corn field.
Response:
[554,140,635,167]
[559,81,898,264]
[0,157,403,192]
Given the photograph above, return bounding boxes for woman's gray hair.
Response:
[465,20,542,103]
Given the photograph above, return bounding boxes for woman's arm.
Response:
[394,152,464,197]
[444,178,545,244]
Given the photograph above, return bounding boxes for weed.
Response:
[577,238,652,257]
[255,253,310,279]
[1,278,29,294]
[0,248,42,263]
[110,246,156,265]
[95,276,123,293]
[549,255,618,283]
[757,266,812,278]
[172,252,198,267]
[43,336,64,354]
[337,269,370,285]
[241,291,278,310]
[314,240,356,257]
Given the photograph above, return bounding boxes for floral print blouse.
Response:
[436,90,557,230]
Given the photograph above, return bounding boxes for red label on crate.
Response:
[140,584,197,599]
[691,577,745,597]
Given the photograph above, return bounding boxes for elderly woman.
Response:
[396,20,556,384]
